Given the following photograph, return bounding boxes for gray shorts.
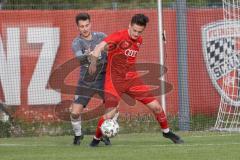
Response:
[73,78,105,108]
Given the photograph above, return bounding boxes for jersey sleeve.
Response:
[103,31,122,45]
[97,32,107,40]
[72,38,84,57]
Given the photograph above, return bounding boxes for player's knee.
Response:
[70,112,80,120]
[152,105,163,114]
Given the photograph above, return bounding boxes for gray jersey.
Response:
[72,32,107,81]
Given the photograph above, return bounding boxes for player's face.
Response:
[77,19,91,38]
[128,24,145,40]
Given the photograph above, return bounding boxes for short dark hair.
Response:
[131,14,149,27]
[75,13,91,25]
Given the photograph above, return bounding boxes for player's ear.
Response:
[128,23,132,29]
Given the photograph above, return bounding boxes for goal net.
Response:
[214,0,240,131]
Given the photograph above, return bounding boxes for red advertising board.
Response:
[0,9,223,121]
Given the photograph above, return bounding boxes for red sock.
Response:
[95,116,105,139]
[155,111,169,129]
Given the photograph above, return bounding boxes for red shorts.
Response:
[104,76,156,108]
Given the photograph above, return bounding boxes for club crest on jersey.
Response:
[119,40,132,49]
[202,20,240,106]
[137,42,141,47]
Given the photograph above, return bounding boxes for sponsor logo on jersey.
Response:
[124,49,138,57]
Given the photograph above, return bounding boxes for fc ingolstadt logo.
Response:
[202,20,240,106]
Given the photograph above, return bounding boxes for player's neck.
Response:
[81,32,92,41]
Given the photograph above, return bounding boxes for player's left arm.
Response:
[89,31,122,75]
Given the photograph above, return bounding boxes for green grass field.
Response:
[0,132,240,160]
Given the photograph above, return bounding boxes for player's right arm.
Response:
[88,41,107,75]
[72,38,85,58]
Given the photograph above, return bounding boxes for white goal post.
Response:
[157,0,166,112]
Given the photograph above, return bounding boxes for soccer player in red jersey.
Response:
[88,14,184,146]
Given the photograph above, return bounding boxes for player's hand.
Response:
[89,63,97,75]
[88,51,94,55]
[88,55,98,75]
[84,48,91,55]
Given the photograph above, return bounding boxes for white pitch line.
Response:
[0,144,61,147]
[188,133,240,138]
[0,142,240,147]
[114,142,240,147]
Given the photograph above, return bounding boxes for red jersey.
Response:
[103,29,155,108]
[103,29,142,81]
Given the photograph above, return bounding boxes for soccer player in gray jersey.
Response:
[70,13,109,145]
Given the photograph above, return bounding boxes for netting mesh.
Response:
[214,0,240,131]
[0,0,234,137]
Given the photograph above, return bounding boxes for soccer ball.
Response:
[100,119,119,138]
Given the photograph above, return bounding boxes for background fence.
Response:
[0,0,227,137]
